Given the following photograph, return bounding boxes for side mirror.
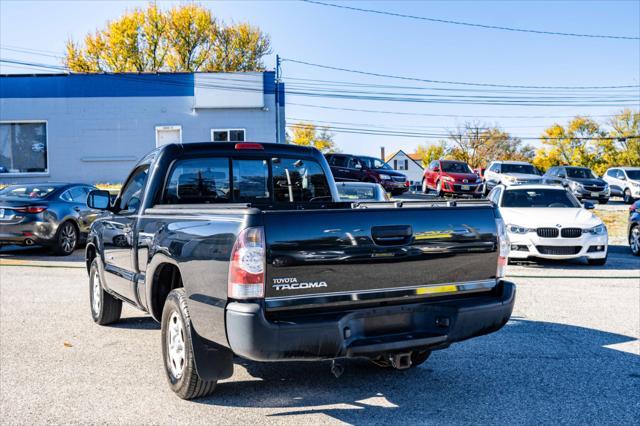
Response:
[558,173,566,179]
[87,189,112,210]
[433,167,440,172]
[354,163,363,170]
[583,201,595,210]
[620,175,627,181]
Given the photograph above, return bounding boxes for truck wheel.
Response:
[53,221,78,256]
[89,259,122,325]
[161,288,217,400]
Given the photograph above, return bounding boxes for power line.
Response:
[282,58,640,90]
[287,102,625,120]
[301,0,640,41]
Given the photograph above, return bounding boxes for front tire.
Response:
[89,259,122,325]
[624,189,634,204]
[162,288,216,400]
[629,225,640,256]
[53,221,78,255]
[435,180,443,197]
[422,179,429,194]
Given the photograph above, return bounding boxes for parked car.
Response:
[86,142,515,399]
[325,153,409,195]
[602,167,640,204]
[335,182,389,202]
[487,184,607,265]
[474,167,486,180]
[422,159,482,197]
[0,183,98,254]
[542,166,610,204]
[483,161,543,194]
[629,200,640,256]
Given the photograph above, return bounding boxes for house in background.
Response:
[385,149,424,185]
[0,71,285,184]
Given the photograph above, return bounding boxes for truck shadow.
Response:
[196,319,639,424]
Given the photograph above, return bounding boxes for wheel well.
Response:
[150,263,183,321]
[85,244,96,274]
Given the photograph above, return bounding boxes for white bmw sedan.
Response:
[487,184,608,265]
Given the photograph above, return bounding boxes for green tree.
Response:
[65,3,271,72]
[287,122,337,153]
[605,109,640,167]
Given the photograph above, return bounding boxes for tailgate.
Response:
[262,205,499,308]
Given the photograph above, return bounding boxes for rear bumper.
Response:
[0,221,56,245]
[225,281,515,361]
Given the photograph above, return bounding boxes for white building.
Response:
[386,150,424,185]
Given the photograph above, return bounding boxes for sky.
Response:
[1,0,639,157]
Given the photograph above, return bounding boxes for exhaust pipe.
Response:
[24,239,34,246]
[389,352,412,370]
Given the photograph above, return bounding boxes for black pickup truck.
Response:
[85,142,515,399]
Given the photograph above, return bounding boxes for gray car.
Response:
[0,183,99,255]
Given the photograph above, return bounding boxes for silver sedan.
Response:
[0,183,99,255]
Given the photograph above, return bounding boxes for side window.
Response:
[489,163,501,173]
[164,158,230,204]
[349,157,363,169]
[119,166,149,212]
[232,159,269,202]
[69,186,90,203]
[60,190,73,202]
[617,170,626,179]
[429,161,438,170]
[607,169,618,178]
[272,157,331,203]
[331,156,348,167]
[489,188,502,204]
[546,167,556,176]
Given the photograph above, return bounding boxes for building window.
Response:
[211,129,245,142]
[0,122,48,175]
[156,125,182,147]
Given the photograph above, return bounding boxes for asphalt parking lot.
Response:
[1,241,638,425]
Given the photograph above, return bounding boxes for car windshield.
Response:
[336,183,384,201]
[501,188,580,208]
[566,168,597,179]
[501,164,538,175]
[0,185,57,199]
[626,170,640,180]
[441,161,472,174]
[359,157,391,170]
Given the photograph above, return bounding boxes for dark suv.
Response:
[325,153,409,195]
[542,166,610,204]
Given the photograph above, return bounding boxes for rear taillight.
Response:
[14,206,47,214]
[495,218,509,279]
[405,181,410,187]
[228,226,265,299]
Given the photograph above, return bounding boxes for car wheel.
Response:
[162,288,216,400]
[482,182,489,196]
[623,189,634,204]
[630,225,640,256]
[422,179,428,194]
[436,180,443,197]
[89,259,122,325]
[587,255,607,266]
[53,221,78,255]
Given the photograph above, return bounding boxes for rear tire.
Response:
[162,288,216,400]
[89,259,122,325]
[53,221,78,256]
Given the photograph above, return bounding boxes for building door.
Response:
[156,126,182,147]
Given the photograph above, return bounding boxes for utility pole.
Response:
[275,55,282,144]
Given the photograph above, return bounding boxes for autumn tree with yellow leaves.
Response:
[65,3,271,72]
[287,122,337,153]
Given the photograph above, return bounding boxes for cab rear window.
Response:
[162,156,330,204]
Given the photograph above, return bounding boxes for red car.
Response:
[422,160,483,197]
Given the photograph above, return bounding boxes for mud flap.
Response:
[190,326,234,382]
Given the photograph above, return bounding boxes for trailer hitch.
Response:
[389,352,412,370]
